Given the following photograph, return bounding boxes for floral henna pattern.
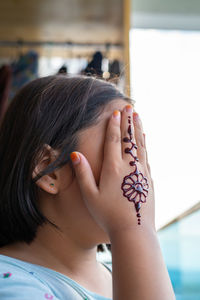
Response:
[121,116,149,225]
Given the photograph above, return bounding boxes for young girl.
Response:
[0,75,175,300]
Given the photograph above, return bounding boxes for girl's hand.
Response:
[71,105,176,300]
[70,105,155,236]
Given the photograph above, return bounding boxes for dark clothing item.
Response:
[10,51,38,101]
[84,51,103,76]
[57,65,68,74]
[109,60,120,78]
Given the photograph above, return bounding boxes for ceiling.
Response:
[0,0,123,43]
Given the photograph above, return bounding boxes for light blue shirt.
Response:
[0,254,112,300]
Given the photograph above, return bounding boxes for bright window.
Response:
[130,29,200,228]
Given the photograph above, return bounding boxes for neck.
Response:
[0,223,99,277]
[0,223,112,298]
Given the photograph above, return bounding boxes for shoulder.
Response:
[0,255,59,300]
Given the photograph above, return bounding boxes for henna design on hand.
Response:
[121,116,149,225]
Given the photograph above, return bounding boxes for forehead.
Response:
[101,98,134,118]
[78,99,133,152]
[78,98,134,141]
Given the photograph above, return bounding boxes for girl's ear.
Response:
[32,144,60,195]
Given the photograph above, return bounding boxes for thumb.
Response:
[70,151,98,199]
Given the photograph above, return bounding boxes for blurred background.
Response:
[0,0,199,299]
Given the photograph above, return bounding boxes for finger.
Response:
[133,112,146,164]
[121,105,138,162]
[143,133,152,176]
[103,110,122,166]
[70,151,98,199]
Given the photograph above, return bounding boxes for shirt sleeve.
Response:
[0,270,60,300]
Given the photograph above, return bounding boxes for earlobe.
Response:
[35,176,58,195]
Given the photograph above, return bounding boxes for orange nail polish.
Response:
[125,105,133,113]
[113,110,120,118]
[70,152,80,164]
[133,112,139,121]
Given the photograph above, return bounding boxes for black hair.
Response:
[0,75,131,247]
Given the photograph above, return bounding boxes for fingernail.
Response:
[125,105,133,113]
[70,152,80,165]
[133,112,139,121]
[113,110,120,119]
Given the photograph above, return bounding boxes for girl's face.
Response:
[78,99,132,185]
[39,99,131,246]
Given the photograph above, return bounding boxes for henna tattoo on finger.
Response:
[121,116,149,225]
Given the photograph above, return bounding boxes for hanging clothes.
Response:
[10,51,38,101]
[109,59,120,78]
[108,59,121,85]
[83,51,103,77]
[57,65,68,75]
[0,65,12,124]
